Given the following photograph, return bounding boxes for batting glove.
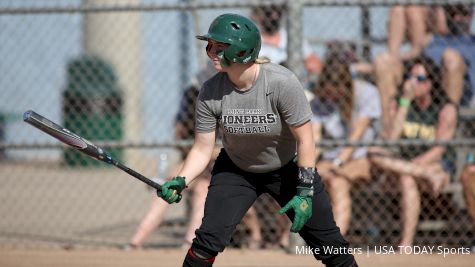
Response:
[157,176,186,204]
[279,167,315,232]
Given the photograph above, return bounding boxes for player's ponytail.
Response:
[255,56,270,64]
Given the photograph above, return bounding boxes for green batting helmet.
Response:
[196,13,261,66]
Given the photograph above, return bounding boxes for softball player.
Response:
[157,13,358,267]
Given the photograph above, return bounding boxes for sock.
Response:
[182,245,217,267]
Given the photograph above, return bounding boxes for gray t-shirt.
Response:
[196,63,312,173]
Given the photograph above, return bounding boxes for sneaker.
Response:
[122,243,142,251]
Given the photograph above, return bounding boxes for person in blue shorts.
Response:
[424,4,475,107]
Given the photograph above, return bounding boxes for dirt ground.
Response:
[0,248,474,267]
[1,162,474,267]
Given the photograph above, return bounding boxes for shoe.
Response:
[122,243,142,251]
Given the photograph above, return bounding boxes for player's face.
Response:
[206,39,229,71]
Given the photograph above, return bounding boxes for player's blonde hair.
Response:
[255,56,271,64]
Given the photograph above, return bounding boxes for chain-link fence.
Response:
[1,0,474,251]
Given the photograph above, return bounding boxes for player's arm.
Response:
[290,120,316,168]
[178,130,217,186]
[279,120,317,233]
[312,121,322,161]
[174,82,217,186]
[157,130,216,204]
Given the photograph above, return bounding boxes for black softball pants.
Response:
[185,150,356,267]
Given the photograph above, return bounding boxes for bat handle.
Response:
[112,160,162,191]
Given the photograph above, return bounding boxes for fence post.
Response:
[361,3,371,61]
[286,0,307,252]
[179,0,191,91]
[83,0,144,165]
[286,0,305,82]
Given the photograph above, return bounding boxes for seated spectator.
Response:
[311,45,381,236]
[374,4,474,138]
[424,4,475,107]
[368,55,457,246]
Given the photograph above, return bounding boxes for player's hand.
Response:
[157,176,186,204]
[278,167,316,232]
[279,190,313,232]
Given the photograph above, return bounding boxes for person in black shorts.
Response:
[156,13,358,267]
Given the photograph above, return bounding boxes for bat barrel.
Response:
[23,110,33,121]
[24,110,163,192]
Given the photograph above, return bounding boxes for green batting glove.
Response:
[279,187,313,232]
[157,176,186,204]
[278,167,316,232]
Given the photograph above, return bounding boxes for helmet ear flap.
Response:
[224,45,255,64]
[217,50,230,67]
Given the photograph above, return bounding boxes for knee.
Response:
[374,52,395,74]
[193,186,208,200]
[193,227,230,254]
[192,179,209,199]
[442,48,465,73]
[328,177,350,193]
[373,52,401,86]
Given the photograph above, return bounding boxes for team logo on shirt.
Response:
[221,108,277,134]
[402,121,436,140]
